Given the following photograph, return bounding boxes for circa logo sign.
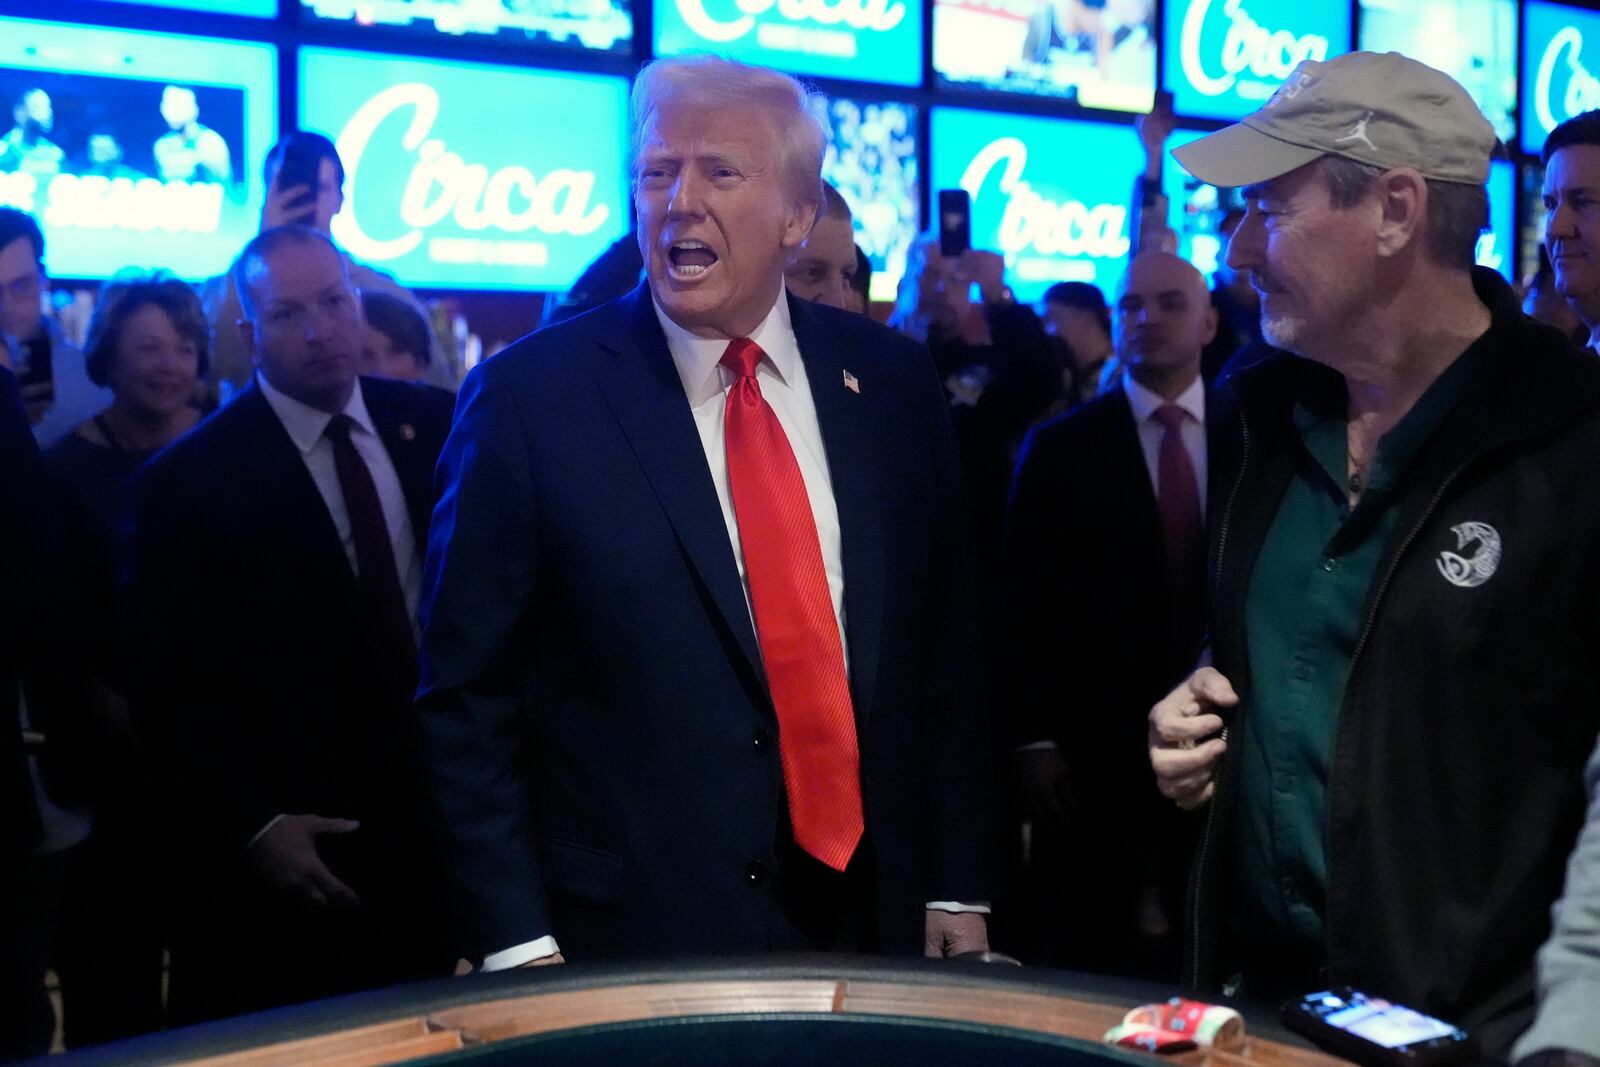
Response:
[332,82,611,264]
[958,137,1130,260]
[673,0,904,44]
[1179,0,1330,98]
[1535,27,1600,136]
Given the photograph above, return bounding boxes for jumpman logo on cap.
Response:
[1335,111,1377,152]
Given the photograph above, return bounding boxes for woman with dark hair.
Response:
[48,273,207,538]
[360,288,431,383]
[30,272,207,1047]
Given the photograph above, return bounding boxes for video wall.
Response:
[18,0,1597,290]
[931,107,1137,303]
[303,0,632,51]
[0,17,276,281]
[298,49,630,292]
[932,0,1156,112]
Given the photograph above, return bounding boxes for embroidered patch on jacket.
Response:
[1436,521,1502,589]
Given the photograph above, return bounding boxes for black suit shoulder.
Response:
[360,375,456,426]
[800,299,932,370]
[1019,387,1133,474]
[464,297,630,411]
[359,375,455,455]
[133,387,268,504]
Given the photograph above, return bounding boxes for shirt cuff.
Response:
[246,814,287,850]
[926,901,992,914]
[1513,979,1600,1062]
[1016,740,1057,752]
[482,936,562,971]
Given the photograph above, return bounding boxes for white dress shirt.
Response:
[482,289,982,973]
[658,288,850,661]
[256,373,423,624]
[246,374,423,850]
[1122,370,1207,518]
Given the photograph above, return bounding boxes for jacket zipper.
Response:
[1188,396,1251,988]
[1320,454,1485,974]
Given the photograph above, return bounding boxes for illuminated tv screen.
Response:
[933,0,1155,112]
[1522,0,1600,155]
[1163,0,1353,122]
[819,95,919,304]
[653,0,922,86]
[0,18,276,282]
[1163,130,1244,279]
[302,0,631,52]
[1359,0,1516,145]
[1520,161,1549,280]
[930,107,1138,303]
[298,48,630,292]
[96,0,277,15]
[1479,159,1515,279]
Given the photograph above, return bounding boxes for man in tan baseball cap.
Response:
[1147,50,1600,1057]
[1173,51,1497,190]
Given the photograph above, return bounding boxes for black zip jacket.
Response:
[1190,270,1600,1055]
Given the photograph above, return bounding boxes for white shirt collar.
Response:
[1123,369,1205,427]
[256,372,377,456]
[653,286,799,407]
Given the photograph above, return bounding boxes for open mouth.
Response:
[668,240,719,279]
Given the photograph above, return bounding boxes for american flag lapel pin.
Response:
[842,369,860,394]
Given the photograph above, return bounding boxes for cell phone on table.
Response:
[938,188,971,258]
[1282,988,1477,1067]
[270,135,321,225]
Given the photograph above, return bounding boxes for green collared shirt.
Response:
[1234,343,1486,966]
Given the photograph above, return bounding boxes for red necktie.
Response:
[720,337,863,871]
[1154,404,1203,595]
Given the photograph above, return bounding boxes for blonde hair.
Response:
[630,56,827,228]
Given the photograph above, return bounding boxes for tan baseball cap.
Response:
[1171,51,1497,189]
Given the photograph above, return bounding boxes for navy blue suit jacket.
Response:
[417,283,993,962]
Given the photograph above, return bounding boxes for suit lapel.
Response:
[365,381,435,545]
[789,294,885,724]
[592,284,765,685]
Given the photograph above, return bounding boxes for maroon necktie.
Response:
[325,414,415,666]
[720,338,863,871]
[1154,404,1203,595]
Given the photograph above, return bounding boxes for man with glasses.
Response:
[0,209,110,447]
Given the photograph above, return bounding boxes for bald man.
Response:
[1003,253,1215,977]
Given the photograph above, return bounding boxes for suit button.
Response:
[753,728,772,753]
[745,860,766,887]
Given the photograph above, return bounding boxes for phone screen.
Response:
[1306,992,1462,1050]
[272,139,321,225]
[937,189,970,258]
